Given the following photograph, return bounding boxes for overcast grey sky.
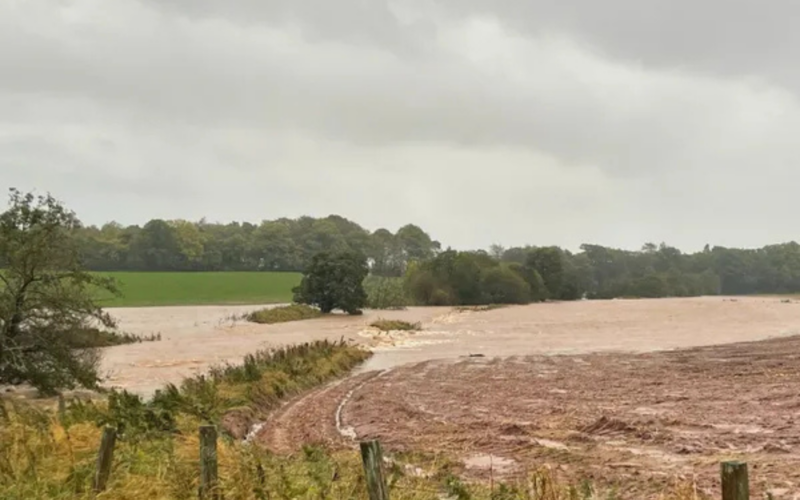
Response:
[1,0,797,251]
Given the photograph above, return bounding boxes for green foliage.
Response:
[246,304,322,324]
[481,266,531,305]
[508,263,547,302]
[370,319,421,331]
[75,214,440,275]
[0,189,120,394]
[293,251,369,314]
[629,274,670,298]
[395,224,441,262]
[100,389,178,438]
[55,340,370,442]
[33,186,800,301]
[93,271,301,307]
[407,251,535,306]
[525,247,565,299]
[64,328,161,348]
[0,341,388,500]
[364,275,409,309]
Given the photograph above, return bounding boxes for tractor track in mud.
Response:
[256,370,386,453]
[257,335,800,499]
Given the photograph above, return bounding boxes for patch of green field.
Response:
[94,272,301,307]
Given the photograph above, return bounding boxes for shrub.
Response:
[246,304,322,324]
[363,276,409,309]
[481,266,531,304]
[370,319,421,332]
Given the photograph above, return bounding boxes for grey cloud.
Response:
[430,1,800,88]
[140,0,800,89]
[1,0,800,251]
[142,0,429,56]
[4,3,782,180]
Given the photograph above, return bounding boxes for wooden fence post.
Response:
[57,395,66,420]
[93,426,117,493]
[721,461,749,500]
[199,425,219,500]
[360,440,389,500]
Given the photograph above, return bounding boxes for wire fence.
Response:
[89,424,753,500]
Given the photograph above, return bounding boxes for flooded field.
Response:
[103,296,800,396]
[98,296,800,497]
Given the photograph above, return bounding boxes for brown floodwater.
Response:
[102,296,800,397]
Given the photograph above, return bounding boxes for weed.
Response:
[370,319,421,332]
[246,304,323,325]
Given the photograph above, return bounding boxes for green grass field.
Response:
[94,272,301,307]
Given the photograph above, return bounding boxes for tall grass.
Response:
[0,407,704,500]
[0,340,704,500]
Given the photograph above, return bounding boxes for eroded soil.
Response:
[258,335,800,499]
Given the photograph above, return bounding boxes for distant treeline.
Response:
[71,216,800,299]
[74,216,439,275]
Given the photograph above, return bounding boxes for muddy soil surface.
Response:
[259,335,800,499]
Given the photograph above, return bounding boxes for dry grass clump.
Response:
[246,304,323,324]
[370,319,421,332]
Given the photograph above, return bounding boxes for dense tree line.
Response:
[406,241,800,305]
[498,242,800,298]
[73,216,440,274]
[43,212,800,301]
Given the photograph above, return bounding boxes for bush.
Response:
[481,267,531,304]
[370,319,421,331]
[363,276,409,309]
[628,274,670,298]
[293,251,368,314]
[246,304,322,324]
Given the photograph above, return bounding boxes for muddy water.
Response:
[103,297,800,397]
[100,305,447,397]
